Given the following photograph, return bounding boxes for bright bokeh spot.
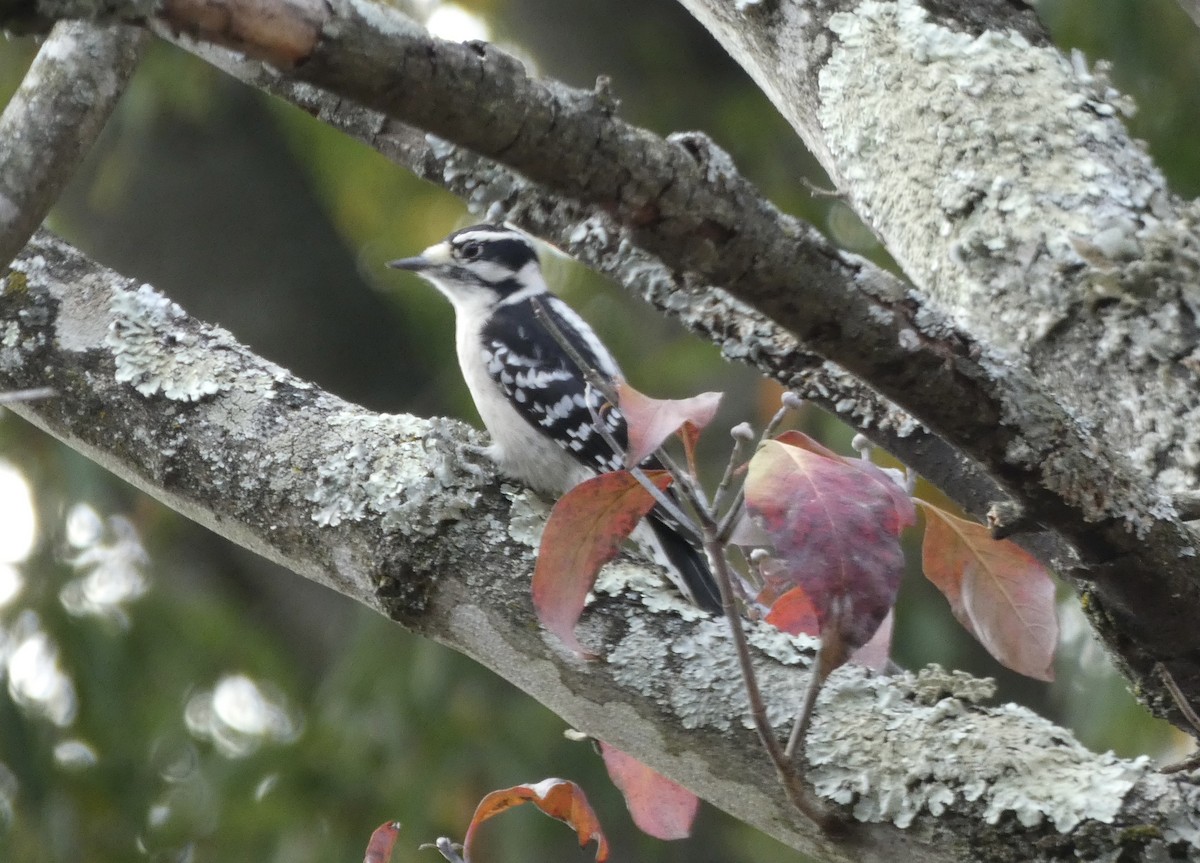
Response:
[0,463,36,564]
[4,612,77,727]
[61,508,150,623]
[185,673,300,758]
[426,3,490,42]
[0,565,22,609]
[54,739,99,770]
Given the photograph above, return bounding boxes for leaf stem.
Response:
[700,519,834,829]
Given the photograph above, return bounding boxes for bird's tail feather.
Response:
[645,515,723,613]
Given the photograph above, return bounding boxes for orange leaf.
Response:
[533,470,673,655]
[617,381,722,467]
[919,501,1058,681]
[773,429,842,460]
[363,821,402,863]
[598,743,699,840]
[463,780,609,862]
[763,585,820,636]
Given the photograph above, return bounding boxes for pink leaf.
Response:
[533,470,672,655]
[746,438,915,653]
[363,822,402,863]
[617,381,722,467]
[599,743,699,840]
[849,609,894,671]
[919,501,1058,681]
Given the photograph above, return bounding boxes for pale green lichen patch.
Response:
[594,560,712,621]
[106,284,236,402]
[807,665,1147,831]
[307,410,485,536]
[607,612,815,732]
[503,485,549,548]
[818,0,1160,334]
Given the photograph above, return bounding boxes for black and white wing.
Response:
[482,292,723,612]
[480,294,627,475]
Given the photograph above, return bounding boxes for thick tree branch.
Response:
[671,0,1200,715]
[181,40,1039,553]
[134,0,1200,721]
[8,0,1200,726]
[4,232,1200,862]
[0,20,146,267]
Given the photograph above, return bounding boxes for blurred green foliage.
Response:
[1,2,1198,862]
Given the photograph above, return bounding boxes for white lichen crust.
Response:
[307,411,486,536]
[817,0,1200,501]
[818,0,1156,333]
[807,665,1147,831]
[107,284,239,402]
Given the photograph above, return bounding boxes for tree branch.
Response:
[9,0,1200,728]
[0,20,146,267]
[4,230,1199,861]
[125,0,1200,721]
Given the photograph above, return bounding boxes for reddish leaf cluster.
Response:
[746,433,916,665]
[746,433,1058,681]
[525,383,1060,847]
[366,780,610,863]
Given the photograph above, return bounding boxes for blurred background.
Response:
[1,1,1198,861]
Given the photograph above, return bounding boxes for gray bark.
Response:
[0,21,146,266]
[2,0,1199,860]
[3,231,1199,861]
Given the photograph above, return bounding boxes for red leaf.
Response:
[599,743,699,840]
[745,439,915,652]
[617,381,722,467]
[763,585,820,636]
[919,501,1058,681]
[533,470,673,655]
[463,780,609,862]
[363,821,402,863]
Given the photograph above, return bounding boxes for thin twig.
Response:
[535,296,706,536]
[784,599,847,761]
[785,657,825,760]
[713,422,754,513]
[579,382,700,535]
[531,298,619,403]
[715,395,797,542]
[700,523,835,829]
[1157,662,1200,734]
[716,489,746,544]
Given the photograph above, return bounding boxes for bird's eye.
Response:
[460,241,482,260]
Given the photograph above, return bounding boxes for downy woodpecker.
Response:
[388,224,721,612]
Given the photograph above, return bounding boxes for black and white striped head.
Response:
[388,225,546,310]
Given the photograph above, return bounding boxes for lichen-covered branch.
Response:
[8,0,1200,728]
[4,232,1200,862]
[0,20,146,268]
[143,0,1200,721]
[179,41,1033,547]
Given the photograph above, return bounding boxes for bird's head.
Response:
[388,224,546,310]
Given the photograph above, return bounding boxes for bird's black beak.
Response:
[386,256,431,271]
